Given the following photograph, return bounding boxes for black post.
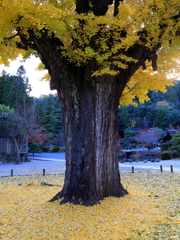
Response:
[170,165,173,173]
[132,166,134,173]
[43,169,45,176]
[11,169,13,177]
[160,165,163,172]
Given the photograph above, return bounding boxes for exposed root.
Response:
[120,183,129,196]
[49,189,100,206]
[41,182,62,187]
[49,183,128,206]
[60,194,100,206]
[49,190,64,202]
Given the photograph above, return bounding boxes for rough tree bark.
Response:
[47,44,158,205]
[48,62,129,205]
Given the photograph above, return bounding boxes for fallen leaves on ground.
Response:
[0,172,179,239]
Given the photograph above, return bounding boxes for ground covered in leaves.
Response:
[0,172,179,239]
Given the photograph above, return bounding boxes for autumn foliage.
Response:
[0,173,179,239]
[28,130,47,145]
[0,0,179,104]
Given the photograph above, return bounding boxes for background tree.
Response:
[156,101,171,109]
[35,94,63,146]
[0,112,27,162]
[135,128,163,148]
[28,142,42,156]
[0,66,31,108]
[170,133,180,154]
[28,127,47,145]
[0,104,13,115]
[0,100,40,162]
[118,81,180,131]
[120,128,136,149]
[118,106,132,133]
[153,109,166,129]
[0,0,179,206]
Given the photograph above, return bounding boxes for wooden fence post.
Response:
[160,165,163,172]
[11,169,13,177]
[43,169,45,176]
[170,165,173,173]
[132,166,134,173]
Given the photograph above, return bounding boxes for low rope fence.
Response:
[130,165,174,173]
[3,165,176,178]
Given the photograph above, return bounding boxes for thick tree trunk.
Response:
[50,64,128,205]
[30,31,155,206]
[16,0,162,206]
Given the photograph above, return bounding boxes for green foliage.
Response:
[0,69,63,148]
[170,133,180,154]
[118,106,132,131]
[161,151,171,160]
[160,143,169,152]
[0,66,32,109]
[119,81,180,131]
[153,109,166,128]
[52,146,60,153]
[120,128,136,149]
[0,104,13,115]
[35,94,62,137]
[124,129,136,139]
[28,143,42,155]
[42,146,50,152]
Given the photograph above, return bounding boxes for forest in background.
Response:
[1,66,180,151]
[118,80,180,134]
[0,67,64,155]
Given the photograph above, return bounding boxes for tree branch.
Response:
[4,33,19,41]
[76,0,114,16]
[93,0,114,16]
[114,0,123,16]
[75,0,92,14]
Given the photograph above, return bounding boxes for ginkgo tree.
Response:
[0,0,179,205]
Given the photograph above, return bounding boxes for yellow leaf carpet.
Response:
[0,172,179,239]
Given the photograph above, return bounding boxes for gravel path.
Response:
[0,153,180,177]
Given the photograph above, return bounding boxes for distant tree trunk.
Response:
[49,63,128,205]
[13,138,22,164]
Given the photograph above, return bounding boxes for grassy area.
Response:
[0,172,179,239]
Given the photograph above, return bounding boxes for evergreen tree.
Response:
[118,106,131,131]
[154,109,166,128]
[0,66,31,108]
[35,94,63,143]
[28,143,42,156]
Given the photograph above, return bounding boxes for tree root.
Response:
[49,183,128,206]
[41,182,62,187]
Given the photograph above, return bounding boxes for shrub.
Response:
[60,147,65,152]
[170,133,180,155]
[52,146,60,152]
[161,151,171,160]
[42,146,50,152]
[170,150,179,158]
[28,143,42,156]
[147,143,153,150]
[160,143,169,151]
